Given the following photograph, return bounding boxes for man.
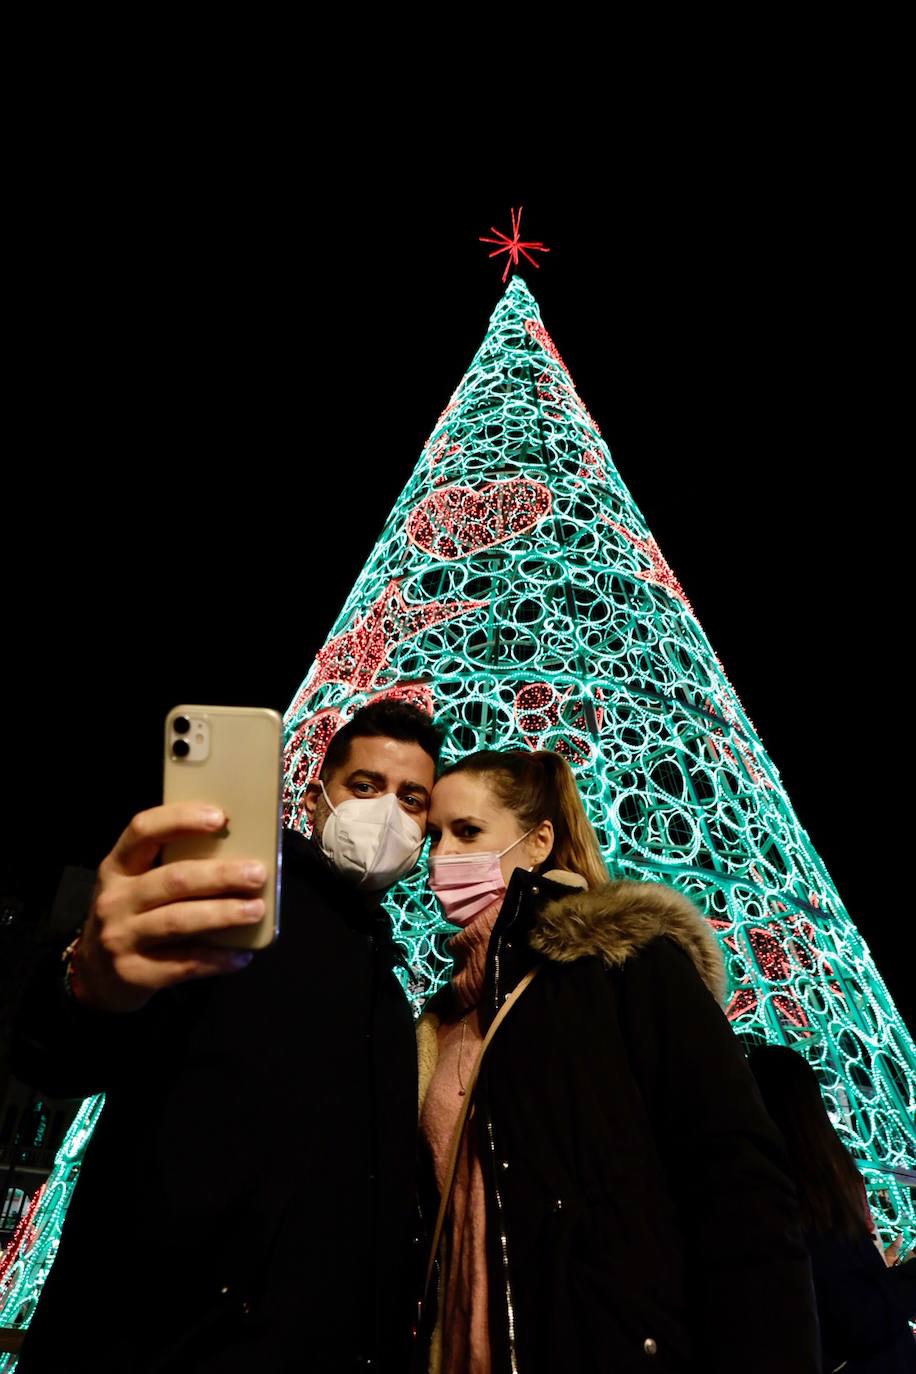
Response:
[12,699,443,1372]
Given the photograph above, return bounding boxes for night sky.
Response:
[6,127,911,1034]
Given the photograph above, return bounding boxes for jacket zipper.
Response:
[486,1111,519,1374]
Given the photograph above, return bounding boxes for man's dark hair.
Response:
[319,699,444,781]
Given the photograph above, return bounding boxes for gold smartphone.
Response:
[162,705,283,949]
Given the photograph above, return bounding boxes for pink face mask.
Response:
[428,828,536,927]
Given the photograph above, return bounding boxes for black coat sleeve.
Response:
[807,1235,916,1362]
[11,946,162,1100]
[616,935,822,1374]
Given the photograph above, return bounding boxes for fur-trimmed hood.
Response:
[418,875,727,1115]
[530,875,726,1006]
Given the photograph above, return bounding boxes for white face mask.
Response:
[318,781,424,892]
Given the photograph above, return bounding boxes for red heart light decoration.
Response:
[406,477,552,560]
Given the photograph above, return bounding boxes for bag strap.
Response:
[422,965,540,1303]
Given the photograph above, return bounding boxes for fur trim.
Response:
[530,879,727,1005]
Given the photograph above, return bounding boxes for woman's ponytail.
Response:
[530,751,609,888]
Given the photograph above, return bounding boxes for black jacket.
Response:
[12,829,419,1373]
[417,869,822,1374]
[806,1229,916,1373]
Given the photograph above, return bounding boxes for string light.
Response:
[288,578,487,710]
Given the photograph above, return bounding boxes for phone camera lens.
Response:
[174,716,191,735]
[172,739,191,759]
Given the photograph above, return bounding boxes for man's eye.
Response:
[353,782,375,795]
[402,794,424,809]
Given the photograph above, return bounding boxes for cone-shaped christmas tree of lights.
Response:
[284,274,916,1240]
[4,277,914,1351]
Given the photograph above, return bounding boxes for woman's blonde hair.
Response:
[438,749,609,890]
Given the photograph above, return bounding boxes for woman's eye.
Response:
[461,826,481,839]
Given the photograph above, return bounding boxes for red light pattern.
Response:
[286,708,342,788]
[525,319,571,375]
[603,517,694,613]
[704,695,770,788]
[0,1184,44,1287]
[406,478,552,560]
[576,448,607,485]
[290,579,487,709]
[527,321,604,438]
[370,682,436,716]
[514,681,603,766]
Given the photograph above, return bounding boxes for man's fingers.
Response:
[128,898,266,945]
[124,858,267,915]
[102,804,228,878]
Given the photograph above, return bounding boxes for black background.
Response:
[4,93,911,1035]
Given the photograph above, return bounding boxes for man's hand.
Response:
[71,803,268,1013]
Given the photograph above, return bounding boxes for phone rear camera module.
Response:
[174,716,191,735]
[172,739,191,759]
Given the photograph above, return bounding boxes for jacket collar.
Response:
[529,877,726,1004]
[282,827,402,953]
[482,868,726,1016]
[482,867,579,1018]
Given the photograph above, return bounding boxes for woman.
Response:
[417,748,819,1374]
[749,1044,916,1373]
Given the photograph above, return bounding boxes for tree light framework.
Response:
[284,274,916,1247]
[2,275,913,1351]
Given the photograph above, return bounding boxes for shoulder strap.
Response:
[422,965,540,1302]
